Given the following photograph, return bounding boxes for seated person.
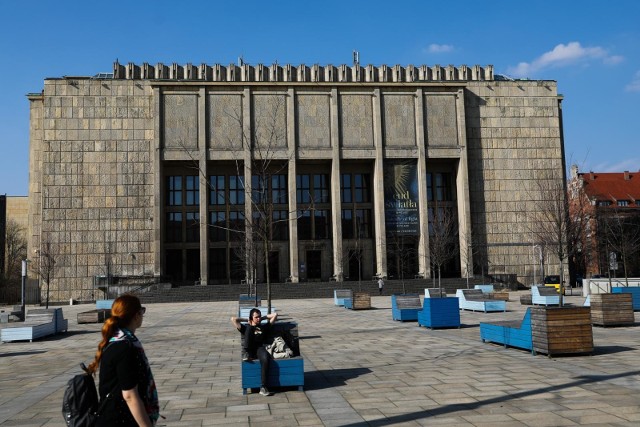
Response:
[231,308,278,396]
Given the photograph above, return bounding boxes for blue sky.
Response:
[1,0,639,196]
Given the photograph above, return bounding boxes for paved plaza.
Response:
[1,291,639,426]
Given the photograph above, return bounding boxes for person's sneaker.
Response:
[259,386,272,396]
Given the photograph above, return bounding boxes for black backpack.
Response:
[62,362,119,426]
[61,363,100,426]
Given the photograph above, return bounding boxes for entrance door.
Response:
[306,250,322,280]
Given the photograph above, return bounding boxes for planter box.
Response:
[77,309,111,324]
[520,294,533,305]
[590,293,634,326]
[490,292,510,301]
[531,306,593,356]
[418,297,460,329]
[345,291,371,310]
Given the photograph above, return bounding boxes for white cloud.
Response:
[591,158,640,172]
[507,42,623,78]
[625,70,640,92]
[426,43,453,54]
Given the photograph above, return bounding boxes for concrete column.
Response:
[455,88,473,277]
[415,89,431,277]
[330,88,343,281]
[287,88,299,283]
[372,89,387,277]
[198,87,209,285]
[153,87,163,277]
[243,88,254,284]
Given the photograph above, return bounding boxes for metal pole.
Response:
[21,260,27,320]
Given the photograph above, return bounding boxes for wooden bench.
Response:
[77,309,111,324]
[531,306,593,356]
[590,293,634,326]
[480,308,534,354]
[425,288,447,298]
[391,294,422,321]
[241,321,304,394]
[1,308,67,343]
[531,286,560,306]
[334,289,352,306]
[344,292,371,310]
[456,289,506,312]
[612,287,640,310]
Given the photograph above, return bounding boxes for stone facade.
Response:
[28,62,566,301]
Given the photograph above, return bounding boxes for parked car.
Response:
[543,275,561,293]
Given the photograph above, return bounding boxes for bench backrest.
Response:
[535,286,558,296]
[334,289,352,298]
[461,289,485,300]
[395,294,422,309]
[240,321,300,357]
[425,288,446,298]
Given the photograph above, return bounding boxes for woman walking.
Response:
[87,294,159,426]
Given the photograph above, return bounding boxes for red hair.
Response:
[87,294,142,375]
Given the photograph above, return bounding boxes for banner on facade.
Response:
[384,161,419,235]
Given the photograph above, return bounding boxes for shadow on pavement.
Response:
[304,367,372,391]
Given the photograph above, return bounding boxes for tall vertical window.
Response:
[210,211,226,242]
[185,212,200,242]
[296,175,311,204]
[355,209,371,238]
[341,174,352,203]
[427,172,453,202]
[354,174,370,203]
[228,211,245,241]
[210,175,225,205]
[167,176,182,206]
[185,176,199,206]
[341,172,372,240]
[166,212,183,242]
[342,209,354,239]
[272,175,288,205]
[272,210,289,240]
[229,176,245,205]
[314,210,330,239]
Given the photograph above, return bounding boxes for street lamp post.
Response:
[533,245,543,285]
[21,259,30,321]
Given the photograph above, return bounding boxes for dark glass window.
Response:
[166,212,182,242]
[210,211,226,242]
[355,209,371,238]
[272,210,289,240]
[341,174,352,203]
[298,210,312,240]
[272,174,287,205]
[314,174,330,203]
[229,211,245,241]
[314,209,330,239]
[427,172,453,202]
[185,212,199,242]
[167,176,182,206]
[296,175,311,204]
[210,248,226,280]
[342,209,354,239]
[229,176,245,205]
[185,176,199,206]
[354,174,370,203]
[252,175,265,204]
[210,175,225,206]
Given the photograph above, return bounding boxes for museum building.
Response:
[27,61,566,301]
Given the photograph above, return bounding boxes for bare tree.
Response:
[429,204,458,296]
[3,219,27,284]
[33,238,58,309]
[529,175,584,305]
[598,209,640,286]
[386,234,418,294]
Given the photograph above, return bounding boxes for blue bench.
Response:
[96,299,114,310]
[456,289,506,312]
[334,290,352,306]
[391,294,422,321]
[474,284,494,294]
[1,308,67,343]
[531,286,559,306]
[612,287,640,310]
[418,297,460,329]
[480,308,534,354]
[240,321,304,394]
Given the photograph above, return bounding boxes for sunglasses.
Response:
[140,307,146,315]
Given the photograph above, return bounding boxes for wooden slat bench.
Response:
[334,290,352,306]
[77,309,111,324]
[241,321,304,394]
[391,294,422,321]
[590,293,634,326]
[531,286,560,306]
[531,306,593,356]
[425,288,447,298]
[456,289,506,312]
[480,308,534,354]
[612,287,640,310]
